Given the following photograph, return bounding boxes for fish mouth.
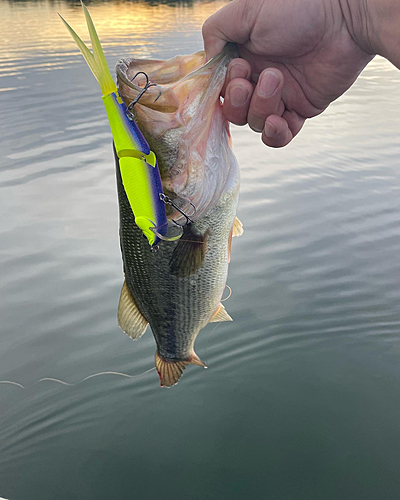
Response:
[116,44,236,112]
[115,44,237,220]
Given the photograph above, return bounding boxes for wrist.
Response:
[341,0,400,68]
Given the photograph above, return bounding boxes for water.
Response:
[1,1,400,498]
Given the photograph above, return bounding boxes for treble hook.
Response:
[159,194,197,226]
[127,71,161,115]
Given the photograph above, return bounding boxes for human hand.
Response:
[202,0,374,147]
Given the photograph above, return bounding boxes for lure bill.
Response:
[59,3,170,247]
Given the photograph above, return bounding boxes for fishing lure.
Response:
[59,3,182,247]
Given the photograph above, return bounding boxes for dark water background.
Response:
[1,1,400,498]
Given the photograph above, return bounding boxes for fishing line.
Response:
[173,239,206,244]
[221,284,232,302]
[0,367,156,390]
[202,323,220,368]
[202,286,232,364]
[0,381,25,389]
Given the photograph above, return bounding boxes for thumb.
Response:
[202,0,255,60]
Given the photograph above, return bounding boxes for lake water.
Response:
[1,1,400,498]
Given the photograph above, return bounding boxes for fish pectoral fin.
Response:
[117,280,148,340]
[169,225,208,277]
[155,351,207,388]
[233,216,244,237]
[210,303,233,323]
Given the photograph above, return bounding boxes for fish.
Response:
[116,48,244,387]
[61,5,243,387]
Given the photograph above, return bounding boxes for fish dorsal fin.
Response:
[155,351,207,388]
[210,303,233,323]
[170,225,208,277]
[118,280,148,340]
[233,217,244,237]
[228,217,243,263]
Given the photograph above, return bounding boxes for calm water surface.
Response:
[1,1,400,498]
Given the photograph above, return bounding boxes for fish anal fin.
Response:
[155,351,207,388]
[170,225,208,277]
[210,303,233,323]
[118,280,148,340]
[190,351,207,368]
[233,216,243,237]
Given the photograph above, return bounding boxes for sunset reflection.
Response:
[0,0,229,63]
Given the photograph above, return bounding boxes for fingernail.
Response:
[229,64,249,81]
[259,71,279,98]
[264,121,276,138]
[230,85,250,107]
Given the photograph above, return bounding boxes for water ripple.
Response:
[2,1,400,498]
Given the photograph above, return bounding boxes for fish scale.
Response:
[116,150,239,362]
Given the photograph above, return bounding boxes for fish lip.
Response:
[115,58,136,90]
[115,58,152,93]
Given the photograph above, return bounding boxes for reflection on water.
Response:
[1,1,400,499]
[0,0,226,62]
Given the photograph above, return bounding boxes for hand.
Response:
[202,0,374,147]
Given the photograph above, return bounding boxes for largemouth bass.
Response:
[61,6,243,387]
[115,48,243,386]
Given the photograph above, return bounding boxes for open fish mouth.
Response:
[116,45,236,113]
[115,44,237,221]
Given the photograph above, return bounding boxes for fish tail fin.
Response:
[155,351,207,388]
[59,2,117,96]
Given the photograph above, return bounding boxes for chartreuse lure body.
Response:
[59,3,171,247]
